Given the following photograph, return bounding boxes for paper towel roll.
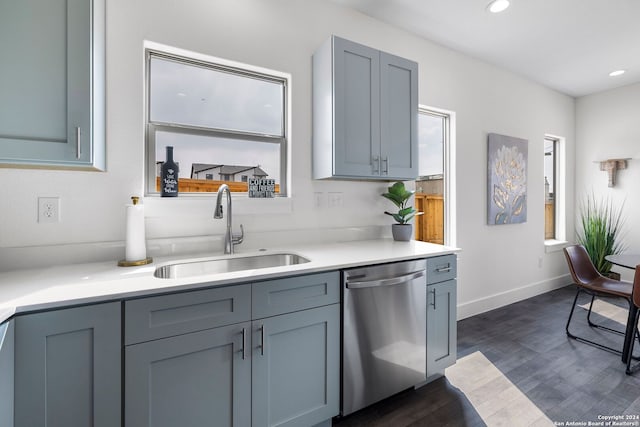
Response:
[125,197,147,262]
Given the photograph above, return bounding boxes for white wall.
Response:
[576,82,640,280]
[0,0,575,318]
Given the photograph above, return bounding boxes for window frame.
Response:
[544,137,557,240]
[417,108,448,180]
[544,134,567,250]
[417,105,456,248]
[144,49,289,196]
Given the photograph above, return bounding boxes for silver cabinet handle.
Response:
[346,270,425,289]
[75,127,81,159]
[430,288,436,309]
[237,328,247,360]
[435,264,451,273]
[372,156,380,174]
[259,325,265,356]
[382,156,388,174]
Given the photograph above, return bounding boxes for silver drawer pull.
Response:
[435,265,451,273]
[430,288,436,309]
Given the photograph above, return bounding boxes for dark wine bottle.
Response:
[161,146,179,197]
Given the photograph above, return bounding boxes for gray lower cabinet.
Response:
[14,302,121,427]
[252,304,340,427]
[125,322,252,427]
[124,272,340,427]
[427,279,457,376]
[0,321,14,427]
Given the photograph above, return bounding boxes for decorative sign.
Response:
[248,178,276,198]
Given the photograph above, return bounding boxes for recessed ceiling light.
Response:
[609,70,625,77]
[487,0,510,13]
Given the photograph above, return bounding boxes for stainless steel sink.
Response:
[154,253,311,279]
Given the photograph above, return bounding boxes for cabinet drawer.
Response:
[125,284,251,345]
[252,272,340,319]
[427,255,457,284]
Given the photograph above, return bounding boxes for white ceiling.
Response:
[330,0,640,98]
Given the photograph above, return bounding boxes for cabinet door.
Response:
[333,37,381,177]
[14,302,121,427]
[126,322,251,427]
[380,52,418,180]
[0,0,105,169]
[427,280,457,376]
[0,321,14,427]
[252,305,340,427]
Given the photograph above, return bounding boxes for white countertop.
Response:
[0,239,458,324]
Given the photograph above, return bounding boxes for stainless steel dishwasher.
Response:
[342,259,427,416]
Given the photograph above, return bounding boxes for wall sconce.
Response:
[597,159,629,187]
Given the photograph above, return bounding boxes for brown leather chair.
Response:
[564,245,637,355]
[626,265,640,374]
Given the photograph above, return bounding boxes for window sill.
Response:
[544,239,569,253]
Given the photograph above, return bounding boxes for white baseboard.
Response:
[457,274,572,320]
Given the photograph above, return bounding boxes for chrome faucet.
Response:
[214,184,244,254]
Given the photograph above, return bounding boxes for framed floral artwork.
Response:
[487,133,528,225]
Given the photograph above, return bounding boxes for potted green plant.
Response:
[382,181,423,241]
[577,193,625,277]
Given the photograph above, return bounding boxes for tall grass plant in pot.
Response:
[577,194,626,276]
[382,182,422,241]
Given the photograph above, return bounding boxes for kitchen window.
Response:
[145,50,288,195]
[544,137,557,240]
[415,107,450,245]
[544,134,566,248]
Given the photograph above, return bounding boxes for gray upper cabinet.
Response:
[313,35,418,180]
[0,0,105,170]
[14,302,121,427]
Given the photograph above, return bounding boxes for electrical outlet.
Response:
[328,192,343,208]
[38,197,60,223]
[314,192,326,209]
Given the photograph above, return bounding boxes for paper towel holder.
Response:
[118,196,153,267]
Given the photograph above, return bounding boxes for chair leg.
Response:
[566,288,626,356]
[586,294,627,336]
[566,289,581,339]
[626,310,640,375]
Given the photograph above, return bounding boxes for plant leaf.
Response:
[381,192,404,208]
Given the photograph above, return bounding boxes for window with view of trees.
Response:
[146,51,288,195]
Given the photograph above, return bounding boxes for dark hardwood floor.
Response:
[334,285,640,426]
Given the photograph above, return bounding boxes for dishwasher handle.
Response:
[346,270,426,289]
